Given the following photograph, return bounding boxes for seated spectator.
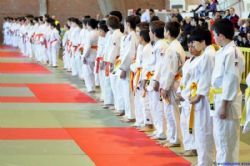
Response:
[242,34,250,47]
[209,0,218,13]
[224,9,230,19]
[246,31,250,47]
[238,19,246,34]
[171,8,183,22]
[229,7,239,29]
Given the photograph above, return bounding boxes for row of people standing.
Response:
[3,15,61,67]
[3,12,249,166]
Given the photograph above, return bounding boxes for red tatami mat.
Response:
[0,96,39,102]
[0,63,51,74]
[0,128,71,140]
[0,51,25,58]
[66,128,191,166]
[0,45,17,49]
[0,83,96,103]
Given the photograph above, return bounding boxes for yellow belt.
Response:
[189,82,197,134]
[209,87,223,104]
[114,57,121,70]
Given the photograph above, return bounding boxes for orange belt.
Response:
[142,71,154,97]
[105,62,111,77]
[79,47,84,54]
[130,71,135,92]
[95,57,103,74]
[91,45,98,50]
[174,72,182,81]
[135,68,142,90]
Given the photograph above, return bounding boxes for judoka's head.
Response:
[87,19,98,30]
[187,39,201,57]
[109,11,123,23]
[149,20,165,41]
[136,22,149,38]
[212,18,234,46]
[107,16,120,32]
[164,21,180,40]
[189,27,207,55]
[125,15,139,32]
[98,20,108,37]
[82,16,91,29]
[139,29,150,45]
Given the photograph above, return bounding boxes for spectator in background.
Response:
[224,9,230,19]
[245,19,250,32]
[135,8,142,16]
[238,19,246,34]
[183,17,193,35]
[229,7,239,29]
[242,34,250,47]
[247,31,250,47]
[172,8,183,22]
[198,18,208,29]
[141,9,150,22]
[209,0,218,13]
[149,8,155,18]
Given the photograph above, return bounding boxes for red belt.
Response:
[105,62,111,77]
[95,57,103,73]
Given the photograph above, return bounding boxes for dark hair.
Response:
[203,29,212,45]
[189,27,207,42]
[87,18,98,29]
[135,15,141,25]
[107,16,120,29]
[65,24,70,29]
[39,16,43,22]
[72,18,82,28]
[140,29,150,43]
[135,8,142,16]
[212,18,234,40]
[83,15,91,19]
[126,15,137,30]
[150,20,165,39]
[165,21,180,38]
[98,22,109,33]
[198,18,208,29]
[120,23,124,33]
[137,22,149,31]
[82,17,90,26]
[150,16,159,22]
[109,11,123,22]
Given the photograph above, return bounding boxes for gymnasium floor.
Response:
[0,45,249,166]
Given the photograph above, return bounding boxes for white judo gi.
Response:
[212,41,245,163]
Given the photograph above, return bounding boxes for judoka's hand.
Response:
[153,81,160,92]
[160,89,168,98]
[189,95,202,104]
[142,80,147,91]
[110,63,114,73]
[83,57,87,64]
[120,70,126,79]
[219,101,227,119]
[176,93,184,102]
